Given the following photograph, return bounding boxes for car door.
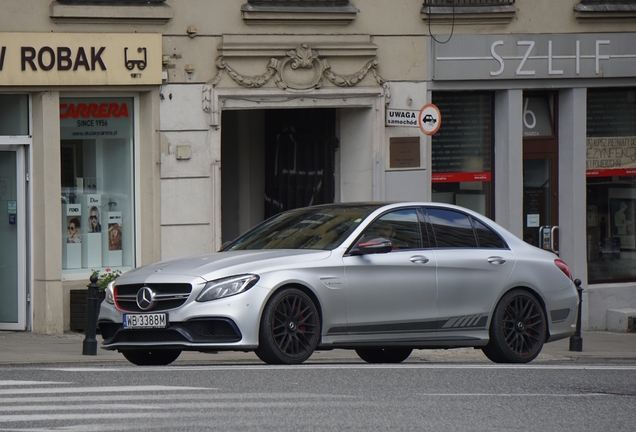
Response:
[424,207,516,333]
[341,208,438,341]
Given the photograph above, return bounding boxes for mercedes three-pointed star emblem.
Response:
[136,286,156,311]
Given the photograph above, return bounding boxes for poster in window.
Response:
[108,223,122,251]
[611,199,635,249]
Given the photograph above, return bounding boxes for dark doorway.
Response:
[221,108,338,243]
[264,108,337,219]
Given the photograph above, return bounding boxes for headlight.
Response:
[104,281,115,305]
[196,274,259,302]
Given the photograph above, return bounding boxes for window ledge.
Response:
[574,3,636,21]
[50,1,174,24]
[241,3,358,25]
[421,5,518,25]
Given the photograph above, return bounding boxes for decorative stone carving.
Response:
[210,44,387,91]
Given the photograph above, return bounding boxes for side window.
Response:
[472,218,507,249]
[360,209,422,250]
[426,208,477,248]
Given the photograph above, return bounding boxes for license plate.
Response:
[123,313,168,329]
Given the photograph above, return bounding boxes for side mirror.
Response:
[350,238,393,255]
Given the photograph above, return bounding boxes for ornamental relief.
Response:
[210,44,387,91]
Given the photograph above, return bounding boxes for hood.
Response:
[118,249,333,283]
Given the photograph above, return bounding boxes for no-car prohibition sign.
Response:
[418,104,442,135]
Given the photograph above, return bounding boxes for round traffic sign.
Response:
[418,104,442,135]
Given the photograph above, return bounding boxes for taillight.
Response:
[555,259,573,280]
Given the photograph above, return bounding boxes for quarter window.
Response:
[473,219,507,249]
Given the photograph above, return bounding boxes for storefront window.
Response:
[586,88,636,283]
[0,95,29,135]
[431,92,494,217]
[60,97,135,276]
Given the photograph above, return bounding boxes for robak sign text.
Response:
[0,33,161,86]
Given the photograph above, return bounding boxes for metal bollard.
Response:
[569,278,583,352]
[82,274,99,356]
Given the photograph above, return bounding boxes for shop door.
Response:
[522,93,559,251]
[0,148,27,330]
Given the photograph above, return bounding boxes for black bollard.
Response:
[82,274,99,356]
[569,278,583,352]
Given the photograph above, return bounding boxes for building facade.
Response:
[0,0,634,334]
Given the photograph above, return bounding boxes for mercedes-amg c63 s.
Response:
[98,202,579,366]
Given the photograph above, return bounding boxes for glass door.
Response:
[0,148,27,330]
[522,92,559,251]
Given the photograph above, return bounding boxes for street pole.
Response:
[82,274,99,356]
[569,278,583,352]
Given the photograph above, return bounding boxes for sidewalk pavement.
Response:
[0,330,634,365]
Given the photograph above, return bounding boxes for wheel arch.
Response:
[491,285,551,342]
[260,282,324,340]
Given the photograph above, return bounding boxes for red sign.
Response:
[60,103,129,119]
[586,168,636,177]
[432,172,492,183]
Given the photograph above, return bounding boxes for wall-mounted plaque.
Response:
[389,137,420,169]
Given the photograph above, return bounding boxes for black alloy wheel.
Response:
[121,349,181,366]
[482,289,546,363]
[255,288,320,365]
[355,348,413,364]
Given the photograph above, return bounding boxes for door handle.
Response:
[487,256,506,265]
[409,255,430,264]
[551,225,559,255]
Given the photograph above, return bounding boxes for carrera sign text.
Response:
[60,103,129,119]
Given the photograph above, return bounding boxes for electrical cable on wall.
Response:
[428,0,456,44]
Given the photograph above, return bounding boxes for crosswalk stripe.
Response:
[0,381,71,386]
[0,385,214,395]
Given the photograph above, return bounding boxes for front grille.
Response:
[100,318,242,346]
[115,283,192,312]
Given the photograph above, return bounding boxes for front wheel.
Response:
[482,289,546,364]
[355,348,413,364]
[255,288,320,365]
[122,349,181,366]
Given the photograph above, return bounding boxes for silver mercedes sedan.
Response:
[98,202,579,366]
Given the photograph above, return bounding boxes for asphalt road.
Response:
[0,362,635,431]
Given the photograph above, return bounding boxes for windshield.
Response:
[223,205,380,251]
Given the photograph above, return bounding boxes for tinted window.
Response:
[426,208,477,248]
[472,218,507,248]
[224,205,378,251]
[359,209,422,250]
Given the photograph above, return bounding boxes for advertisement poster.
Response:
[108,213,123,251]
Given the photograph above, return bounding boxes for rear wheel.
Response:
[255,288,320,365]
[121,349,181,366]
[482,289,546,363]
[355,348,413,364]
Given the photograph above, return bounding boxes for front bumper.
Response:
[98,283,270,352]
[99,317,248,352]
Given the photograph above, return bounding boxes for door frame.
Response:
[0,144,28,330]
[522,91,559,249]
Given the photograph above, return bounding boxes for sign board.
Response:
[433,33,636,81]
[389,137,420,168]
[0,32,162,86]
[418,104,442,135]
[386,109,419,127]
